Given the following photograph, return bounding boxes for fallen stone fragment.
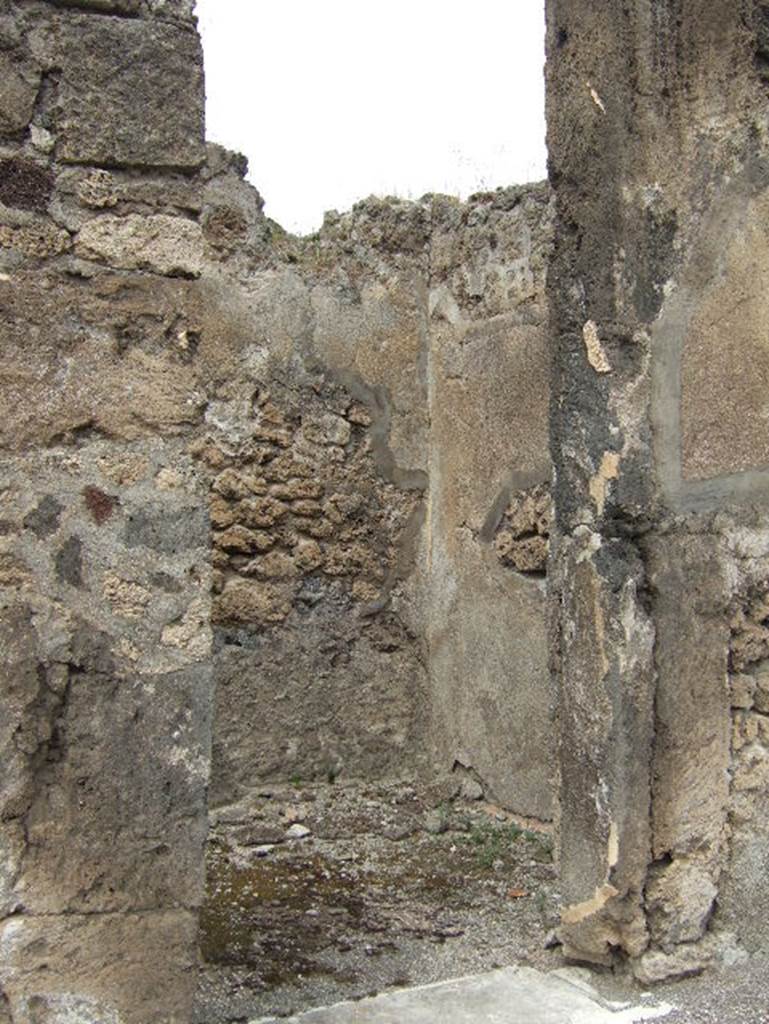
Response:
[424,810,449,835]
[460,779,484,801]
[285,824,311,840]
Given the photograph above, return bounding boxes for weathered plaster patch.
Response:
[102,572,151,619]
[608,822,619,870]
[587,82,607,114]
[155,467,185,491]
[561,883,620,926]
[161,598,210,661]
[582,320,612,374]
[574,527,602,564]
[589,452,620,516]
[18,993,120,1024]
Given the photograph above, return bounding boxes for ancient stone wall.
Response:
[0,3,215,1021]
[547,0,769,982]
[0,3,553,1019]
[202,182,553,818]
[6,0,769,1013]
[206,182,554,821]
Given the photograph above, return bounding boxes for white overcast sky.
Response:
[196,1,547,235]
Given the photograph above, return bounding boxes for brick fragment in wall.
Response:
[0,221,71,260]
[730,589,769,671]
[755,668,769,714]
[494,483,551,574]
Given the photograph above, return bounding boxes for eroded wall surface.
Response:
[427,189,553,819]
[206,184,554,821]
[0,3,215,1022]
[0,2,554,1018]
[547,0,769,981]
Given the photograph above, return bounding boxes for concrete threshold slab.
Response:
[252,965,673,1024]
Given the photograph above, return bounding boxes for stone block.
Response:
[0,910,198,1024]
[719,730,769,951]
[46,0,144,12]
[755,671,769,714]
[0,272,211,448]
[53,16,204,168]
[212,578,293,627]
[145,0,196,18]
[75,214,204,277]
[0,220,70,259]
[16,662,212,914]
[123,503,208,556]
[0,53,40,136]
[731,673,756,710]
[646,858,718,946]
[633,934,721,985]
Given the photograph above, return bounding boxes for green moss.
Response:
[462,821,552,869]
[198,842,365,985]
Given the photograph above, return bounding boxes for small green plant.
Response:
[524,829,554,862]
[462,821,554,868]
[465,822,523,869]
[289,773,302,789]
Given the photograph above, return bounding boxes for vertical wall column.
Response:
[0,3,213,1021]
[547,0,769,977]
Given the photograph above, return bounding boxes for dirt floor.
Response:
[653,959,769,1024]
[192,780,562,1023]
